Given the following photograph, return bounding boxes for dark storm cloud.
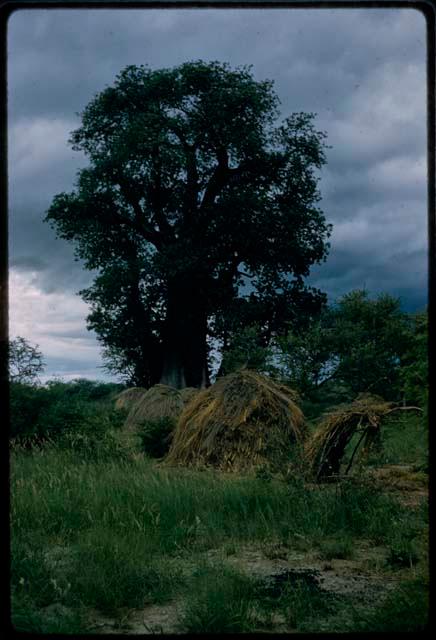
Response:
[315,242,426,312]
[7,7,427,378]
[8,113,92,290]
[8,8,426,120]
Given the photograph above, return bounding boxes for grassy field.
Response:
[10,410,428,634]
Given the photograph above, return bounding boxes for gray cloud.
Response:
[7,7,428,378]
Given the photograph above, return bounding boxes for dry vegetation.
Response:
[114,387,146,411]
[179,387,200,404]
[10,375,428,634]
[164,370,306,472]
[123,384,186,432]
[304,394,422,481]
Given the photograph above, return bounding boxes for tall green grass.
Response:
[342,411,428,469]
[178,563,256,633]
[11,597,87,635]
[10,443,427,629]
[351,577,429,632]
[178,561,342,633]
[11,445,419,555]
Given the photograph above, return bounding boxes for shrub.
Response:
[43,378,123,404]
[36,398,92,438]
[55,408,132,461]
[10,379,126,450]
[138,417,176,458]
[9,382,49,440]
[9,336,45,384]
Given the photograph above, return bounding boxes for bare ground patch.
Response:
[86,540,407,634]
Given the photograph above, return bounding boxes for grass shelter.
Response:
[124,384,187,432]
[114,387,147,412]
[304,393,422,482]
[179,387,200,405]
[163,369,306,472]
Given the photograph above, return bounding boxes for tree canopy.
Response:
[46,61,331,388]
[399,309,428,407]
[275,290,415,405]
[9,337,45,384]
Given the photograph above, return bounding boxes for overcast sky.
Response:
[8,6,428,382]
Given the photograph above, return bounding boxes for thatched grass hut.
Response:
[124,384,185,432]
[114,387,147,412]
[164,370,306,472]
[304,393,397,481]
[179,386,200,406]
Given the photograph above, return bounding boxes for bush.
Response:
[44,378,123,403]
[56,416,132,462]
[219,325,272,376]
[37,398,92,438]
[9,336,45,384]
[9,382,49,440]
[138,417,175,458]
[10,380,128,460]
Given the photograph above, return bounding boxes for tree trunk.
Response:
[159,277,209,389]
[160,348,187,389]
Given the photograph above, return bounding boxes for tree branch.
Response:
[386,406,424,414]
[184,145,199,223]
[115,176,163,248]
[149,145,174,240]
[199,147,231,212]
[237,269,255,279]
[344,417,366,475]
[161,119,199,225]
[215,252,241,292]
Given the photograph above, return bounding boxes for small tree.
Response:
[330,290,412,399]
[275,290,413,403]
[275,313,338,397]
[400,309,428,407]
[9,337,45,384]
[218,324,272,376]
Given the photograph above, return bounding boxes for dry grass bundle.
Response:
[124,384,185,432]
[179,387,200,406]
[164,370,306,472]
[114,387,147,411]
[304,393,415,481]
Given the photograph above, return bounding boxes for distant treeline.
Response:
[8,288,427,442]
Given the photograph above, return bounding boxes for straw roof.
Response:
[304,393,396,482]
[114,387,147,411]
[124,384,185,432]
[179,386,200,406]
[164,370,306,472]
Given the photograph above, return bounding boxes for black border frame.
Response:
[1,2,433,636]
